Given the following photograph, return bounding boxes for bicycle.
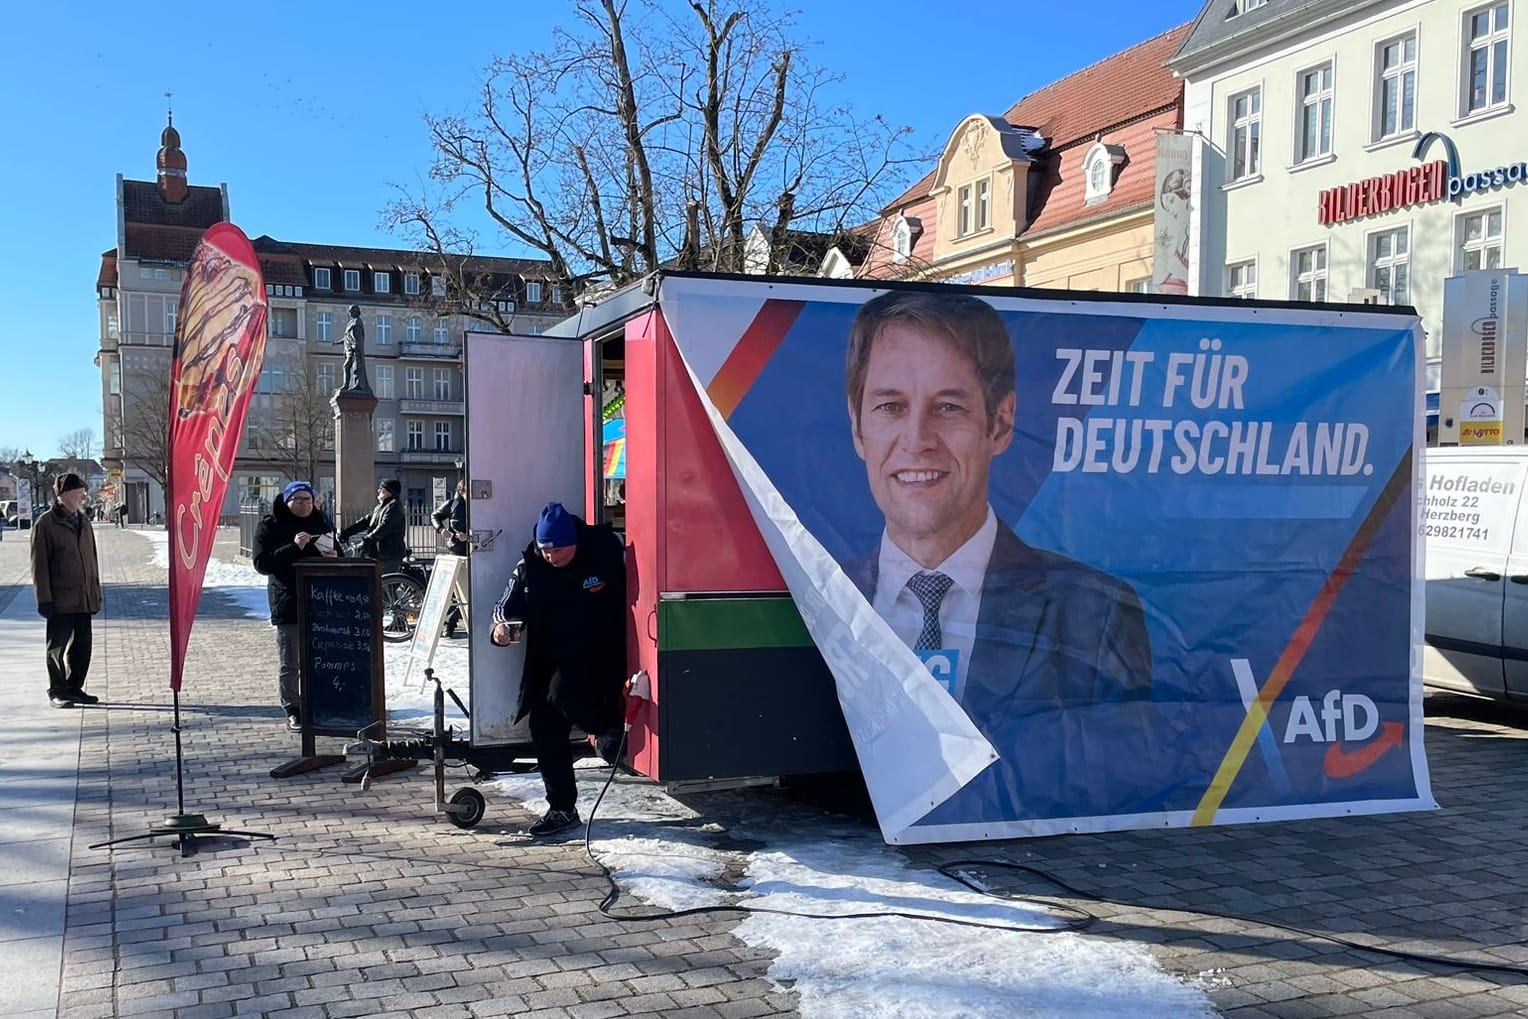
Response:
[342,537,428,643]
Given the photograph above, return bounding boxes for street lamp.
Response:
[17,450,36,527]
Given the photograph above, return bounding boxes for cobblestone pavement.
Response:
[4,527,1528,1017]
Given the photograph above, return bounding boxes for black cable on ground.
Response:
[577,731,1528,976]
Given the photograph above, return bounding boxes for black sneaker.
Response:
[528,808,581,837]
[49,694,77,709]
[286,713,302,732]
[67,689,100,706]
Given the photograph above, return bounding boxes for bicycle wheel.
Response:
[380,573,426,643]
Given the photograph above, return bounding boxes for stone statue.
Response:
[340,305,371,393]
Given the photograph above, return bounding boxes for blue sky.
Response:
[0,0,1201,460]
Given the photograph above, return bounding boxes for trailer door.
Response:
[464,331,587,747]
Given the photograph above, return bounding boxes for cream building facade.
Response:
[1171,0,1527,391]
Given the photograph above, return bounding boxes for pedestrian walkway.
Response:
[6,527,1528,1017]
[0,547,84,1019]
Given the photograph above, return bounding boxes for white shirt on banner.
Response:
[872,506,998,702]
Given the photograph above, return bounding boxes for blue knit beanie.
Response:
[534,502,577,548]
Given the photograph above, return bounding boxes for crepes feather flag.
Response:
[166,223,268,692]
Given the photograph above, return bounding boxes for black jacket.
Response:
[339,495,407,563]
[493,516,627,731]
[432,495,468,555]
[252,495,336,624]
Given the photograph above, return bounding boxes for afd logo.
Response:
[1414,131,1528,200]
[1282,689,1405,778]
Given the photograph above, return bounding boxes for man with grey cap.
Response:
[253,481,338,730]
[30,473,102,708]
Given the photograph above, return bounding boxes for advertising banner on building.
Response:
[167,223,268,691]
[1439,269,1528,446]
[657,274,1432,843]
[1152,133,1194,296]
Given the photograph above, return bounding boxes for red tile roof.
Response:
[97,250,116,290]
[120,179,224,230]
[1025,106,1181,237]
[1001,24,1190,148]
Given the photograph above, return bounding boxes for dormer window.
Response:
[1229,0,1267,16]
[1082,143,1126,205]
[891,215,922,263]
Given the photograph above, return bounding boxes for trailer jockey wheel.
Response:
[447,787,486,829]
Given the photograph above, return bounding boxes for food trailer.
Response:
[457,271,1434,845]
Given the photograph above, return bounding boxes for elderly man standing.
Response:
[31,473,103,708]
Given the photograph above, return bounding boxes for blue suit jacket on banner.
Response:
[845,521,1170,825]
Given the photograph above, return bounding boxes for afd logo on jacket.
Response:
[582,575,607,594]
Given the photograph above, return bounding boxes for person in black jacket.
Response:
[252,481,337,730]
[340,477,407,574]
[432,480,469,638]
[491,502,627,837]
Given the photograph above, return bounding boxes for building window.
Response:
[344,269,361,292]
[526,281,543,304]
[313,267,331,290]
[316,311,333,342]
[376,314,391,345]
[957,184,973,236]
[374,271,391,293]
[1229,87,1262,181]
[406,367,424,399]
[407,421,425,451]
[433,368,450,400]
[377,418,395,453]
[550,284,562,305]
[433,321,449,344]
[1368,226,1410,305]
[1231,0,1267,13]
[404,272,421,295]
[1464,3,1511,114]
[109,360,121,395]
[376,365,394,400]
[165,302,177,335]
[1125,278,1150,294]
[434,421,453,451]
[316,363,335,394]
[1291,244,1328,301]
[1296,63,1334,163]
[975,179,991,231]
[106,310,118,338]
[1376,33,1418,139]
[431,275,447,297]
[1082,143,1123,204]
[891,218,912,263]
[406,317,422,343]
[1227,260,1257,299]
[1456,207,1505,270]
[139,266,153,279]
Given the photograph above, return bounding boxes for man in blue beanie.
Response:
[253,481,337,730]
[491,501,627,836]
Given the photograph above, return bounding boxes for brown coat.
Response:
[31,506,102,615]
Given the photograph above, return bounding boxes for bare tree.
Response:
[120,367,172,493]
[57,428,98,462]
[385,0,924,320]
[0,446,22,466]
[251,360,334,485]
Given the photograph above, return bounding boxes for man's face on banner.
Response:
[851,321,1015,560]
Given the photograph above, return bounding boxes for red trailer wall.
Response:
[622,309,787,777]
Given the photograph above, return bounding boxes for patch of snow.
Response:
[492,762,1216,1019]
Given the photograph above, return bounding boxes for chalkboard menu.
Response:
[295,560,385,738]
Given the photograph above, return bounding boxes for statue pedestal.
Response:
[331,389,378,529]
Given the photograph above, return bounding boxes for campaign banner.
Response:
[167,223,268,692]
[657,274,1434,843]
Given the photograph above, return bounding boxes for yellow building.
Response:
[851,25,1190,293]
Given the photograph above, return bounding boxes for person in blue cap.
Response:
[491,501,627,836]
[253,481,338,730]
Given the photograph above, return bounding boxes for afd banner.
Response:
[658,274,1434,844]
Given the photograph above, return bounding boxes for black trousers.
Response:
[45,613,93,696]
[529,698,578,813]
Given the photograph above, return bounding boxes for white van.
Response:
[1423,445,1528,700]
